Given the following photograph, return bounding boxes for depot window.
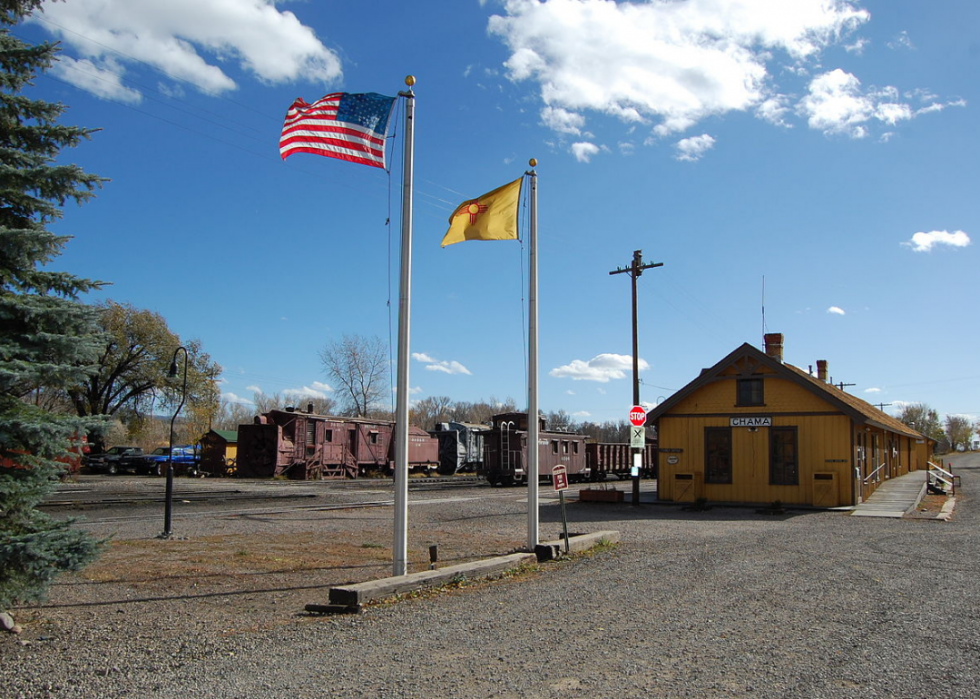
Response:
[705,427,732,484]
[736,378,764,406]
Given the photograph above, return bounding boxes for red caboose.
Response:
[236,408,438,480]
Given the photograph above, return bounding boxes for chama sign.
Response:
[730,416,772,427]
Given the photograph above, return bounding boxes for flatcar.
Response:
[429,421,489,475]
[586,441,658,481]
[480,412,590,487]
[236,407,439,480]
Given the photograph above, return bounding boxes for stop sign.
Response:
[629,405,646,427]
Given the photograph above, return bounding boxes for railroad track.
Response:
[42,475,485,509]
[57,493,492,526]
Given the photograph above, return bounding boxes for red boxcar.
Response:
[480,412,590,487]
[236,408,439,480]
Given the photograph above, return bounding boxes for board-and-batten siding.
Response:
[658,372,855,506]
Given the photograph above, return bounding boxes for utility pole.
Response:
[609,250,663,406]
[610,250,663,505]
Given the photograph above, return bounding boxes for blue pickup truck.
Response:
[146,445,201,476]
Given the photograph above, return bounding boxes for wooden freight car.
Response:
[586,441,658,481]
[480,412,590,487]
[236,408,439,480]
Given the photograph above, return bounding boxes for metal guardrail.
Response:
[928,461,959,495]
[863,463,886,485]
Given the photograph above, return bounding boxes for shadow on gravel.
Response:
[19,580,346,610]
[539,502,828,523]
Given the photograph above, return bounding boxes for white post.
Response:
[393,77,415,576]
[527,160,539,551]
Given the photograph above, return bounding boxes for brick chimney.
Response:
[763,333,784,363]
[817,359,828,382]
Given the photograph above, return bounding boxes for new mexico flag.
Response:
[441,176,523,247]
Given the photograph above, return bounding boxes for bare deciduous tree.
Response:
[411,395,454,430]
[944,414,973,452]
[319,334,390,417]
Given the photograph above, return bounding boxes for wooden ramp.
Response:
[851,470,928,518]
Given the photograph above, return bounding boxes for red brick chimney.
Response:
[763,333,784,363]
[817,359,828,382]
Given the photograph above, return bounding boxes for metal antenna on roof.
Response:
[762,275,767,342]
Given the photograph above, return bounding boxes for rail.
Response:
[863,463,886,485]
[927,461,959,495]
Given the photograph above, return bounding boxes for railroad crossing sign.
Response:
[629,405,647,427]
[552,464,569,491]
[630,426,646,448]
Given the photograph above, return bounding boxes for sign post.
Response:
[552,465,570,553]
[628,406,646,505]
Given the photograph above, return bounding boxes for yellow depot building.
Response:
[647,334,934,508]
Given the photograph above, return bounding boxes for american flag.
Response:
[279,92,396,169]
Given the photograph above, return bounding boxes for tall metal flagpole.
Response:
[527,159,539,551]
[393,76,416,577]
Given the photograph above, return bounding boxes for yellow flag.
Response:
[441,176,523,247]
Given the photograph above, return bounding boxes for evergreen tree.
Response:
[0,0,106,625]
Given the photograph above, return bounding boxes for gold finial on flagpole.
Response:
[529,158,537,168]
[405,75,416,87]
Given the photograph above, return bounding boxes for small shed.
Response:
[200,429,238,476]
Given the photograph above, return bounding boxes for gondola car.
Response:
[586,441,658,480]
[236,407,439,480]
[480,412,590,487]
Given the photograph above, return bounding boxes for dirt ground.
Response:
[12,480,953,641]
[904,491,953,519]
[13,519,528,639]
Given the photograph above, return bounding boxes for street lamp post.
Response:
[160,346,188,539]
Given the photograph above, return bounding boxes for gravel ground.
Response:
[2,455,977,698]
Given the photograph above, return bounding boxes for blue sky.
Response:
[20,0,979,428]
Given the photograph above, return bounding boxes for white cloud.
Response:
[864,387,882,394]
[550,353,650,382]
[222,392,253,405]
[284,383,332,399]
[675,134,716,161]
[33,0,342,100]
[799,69,904,138]
[571,142,601,162]
[541,105,586,135]
[245,385,261,393]
[489,0,870,140]
[827,306,846,315]
[412,352,472,375]
[573,411,591,418]
[756,95,792,126]
[50,56,142,104]
[904,230,971,253]
[888,30,914,51]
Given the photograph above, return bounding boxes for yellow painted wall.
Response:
[658,374,856,506]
